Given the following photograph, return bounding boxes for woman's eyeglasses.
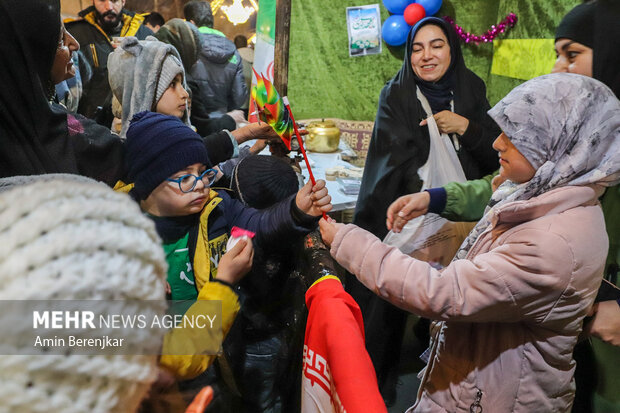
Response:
[166,169,217,193]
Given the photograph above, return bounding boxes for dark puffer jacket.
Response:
[189,27,248,120]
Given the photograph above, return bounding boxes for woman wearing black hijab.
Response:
[555,3,620,412]
[0,0,125,184]
[354,17,499,242]
[350,17,500,403]
[0,0,242,185]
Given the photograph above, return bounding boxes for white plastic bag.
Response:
[383,88,475,266]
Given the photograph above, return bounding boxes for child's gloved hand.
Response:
[298,229,341,290]
[318,216,343,248]
[216,239,254,285]
[295,179,332,216]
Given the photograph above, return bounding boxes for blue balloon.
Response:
[382,15,411,47]
[415,0,442,16]
[382,0,414,15]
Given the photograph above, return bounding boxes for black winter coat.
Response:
[189,28,249,120]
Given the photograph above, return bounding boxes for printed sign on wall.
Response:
[346,4,382,57]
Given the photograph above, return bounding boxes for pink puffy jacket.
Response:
[331,185,608,412]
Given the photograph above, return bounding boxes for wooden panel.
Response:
[274,0,290,96]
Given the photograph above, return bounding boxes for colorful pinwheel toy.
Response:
[251,70,327,219]
[251,69,294,149]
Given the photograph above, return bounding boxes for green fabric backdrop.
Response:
[288,0,580,120]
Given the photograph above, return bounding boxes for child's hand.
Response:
[231,122,278,143]
[296,179,332,216]
[583,300,620,346]
[216,239,254,285]
[250,139,268,154]
[386,192,430,233]
[318,217,343,248]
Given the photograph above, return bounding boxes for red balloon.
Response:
[404,3,426,26]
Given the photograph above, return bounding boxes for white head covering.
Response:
[490,73,620,192]
[456,73,620,259]
[0,175,167,412]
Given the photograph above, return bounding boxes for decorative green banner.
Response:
[256,0,276,44]
[250,0,277,120]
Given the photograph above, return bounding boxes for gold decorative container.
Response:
[305,119,340,153]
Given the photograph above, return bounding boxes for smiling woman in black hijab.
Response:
[354,17,499,240]
[0,0,125,184]
[350,16,500,402]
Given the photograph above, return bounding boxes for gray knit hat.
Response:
[154,54,184,105]
[108,36,190,139]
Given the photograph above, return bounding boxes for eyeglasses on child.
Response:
[166,169,217,193]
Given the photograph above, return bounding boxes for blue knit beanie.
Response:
[126,111,210,200]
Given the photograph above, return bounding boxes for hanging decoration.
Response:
[251,69,328,220]
[415,0,442,16]
[220,0,258,26]
[381,0,442,46]
[403,3,426,26]
[382,15,410,46]
[443,13,518,44]
[383,0,413,14]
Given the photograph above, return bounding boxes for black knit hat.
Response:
[555,2,596,48]
[231,155,299,209]
[125,111,210,200]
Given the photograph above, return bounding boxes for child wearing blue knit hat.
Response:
[125,111,332,382]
